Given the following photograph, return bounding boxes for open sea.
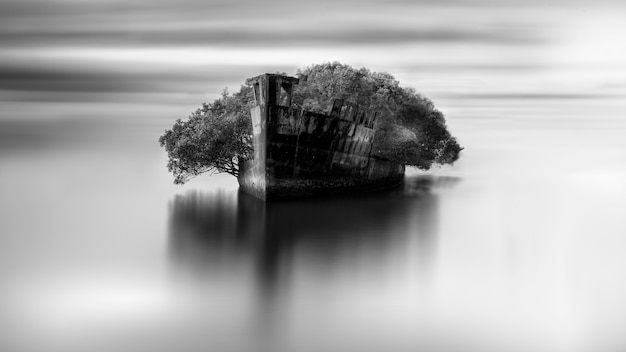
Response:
[2,92,626,352]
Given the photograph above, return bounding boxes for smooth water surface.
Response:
[2,93,626,352]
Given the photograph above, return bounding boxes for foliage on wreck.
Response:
[159,62,463,184]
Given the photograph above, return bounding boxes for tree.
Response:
[158,87,254,184]
[159,62,462,184]
[292,62,463,169]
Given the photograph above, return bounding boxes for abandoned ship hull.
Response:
[238,73,405,201]
[239,157,405,201]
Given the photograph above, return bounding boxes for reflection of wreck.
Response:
[238,74,405,200]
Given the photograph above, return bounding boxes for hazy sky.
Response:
[2,0,624,114]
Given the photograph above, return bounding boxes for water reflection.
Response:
[167,175,458,351]
[168,175,455,279]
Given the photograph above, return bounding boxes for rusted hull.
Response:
[237,104,405,201]
[238,73,405,201]
[238,157,405,201]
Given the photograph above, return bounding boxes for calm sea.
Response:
[1,95,626,352]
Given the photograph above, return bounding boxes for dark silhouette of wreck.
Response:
[238,74,405,200]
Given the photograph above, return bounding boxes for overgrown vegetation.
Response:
[159,62,462,184]
[158,88,254,184]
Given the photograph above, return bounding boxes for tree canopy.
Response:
[159,62,462,184]
[158,88,253,184]
[292,62,463,169]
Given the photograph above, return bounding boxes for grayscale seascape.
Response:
[1,1,626,351]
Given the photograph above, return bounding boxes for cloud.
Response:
[0,66,224,93]
[439,93,620,100]
[0,27,545,48]
[0,0,548,50]
[0,61,299,91]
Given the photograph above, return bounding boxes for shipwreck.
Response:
[238,73,405,200]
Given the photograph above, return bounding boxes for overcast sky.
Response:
[1,0,625,123]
